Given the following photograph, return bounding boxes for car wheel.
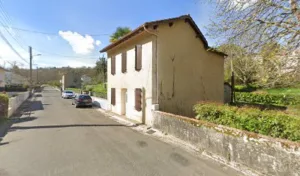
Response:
[89,105,93,108]
[75,105,79,108]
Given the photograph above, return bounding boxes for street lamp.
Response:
[34,54,42,57]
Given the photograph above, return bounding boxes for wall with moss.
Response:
[152,111,300,176]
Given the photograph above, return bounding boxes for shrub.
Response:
[235,92,300,105]
[235,85,259,92]
[194,102,300,141]
[5,84,28,92]
[0,94,9,118]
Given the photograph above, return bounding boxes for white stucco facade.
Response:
[107,36,154,124]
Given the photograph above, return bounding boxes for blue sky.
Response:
[0,0,217,68]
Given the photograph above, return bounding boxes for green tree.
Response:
[110,27,131,43]
[95,56,107,83]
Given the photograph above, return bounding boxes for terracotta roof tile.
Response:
[100,15,226,56]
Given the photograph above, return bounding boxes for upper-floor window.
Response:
[111,56,116,75]
[121,52,127,73]
[135,45,142,71]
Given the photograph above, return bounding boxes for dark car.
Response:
[72,94,93,108]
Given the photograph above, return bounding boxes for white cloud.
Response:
[0,42,28,68]
[58,31,101,55]
[223,0,257,9]
[95,40,101,46]
[38,56,96,68]
[47,36,51,41]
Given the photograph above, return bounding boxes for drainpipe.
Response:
[143,25,159,108]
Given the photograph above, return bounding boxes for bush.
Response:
[0,94,9,118]
[235,85,259,92]
[194,102,300,141]
[5,84,28,92]
[235,92,300,105]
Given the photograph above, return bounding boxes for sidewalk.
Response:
[95,108,200,154]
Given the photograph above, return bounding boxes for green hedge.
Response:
[0,94,9,118]
[5,84,28,92]
[235,85,259,92]
[235,92,300,105]
[194,103,300,141]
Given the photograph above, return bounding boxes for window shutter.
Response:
[111,56,116,75]
[135,88,142,111]
[111,88,116,105]
[135,45,142,71]
[122,52,127,73]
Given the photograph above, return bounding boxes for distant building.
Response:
[61,72,81,90]
[0,67,5,88]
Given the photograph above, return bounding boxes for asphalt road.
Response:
[0,87,242,176]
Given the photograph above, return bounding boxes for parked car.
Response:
[62,90,74,99]
[72,94,93,108]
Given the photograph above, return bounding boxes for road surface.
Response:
[0,87,242,176]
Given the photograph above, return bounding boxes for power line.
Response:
[0,29,28,63]
[0,24,110,36]
[32,48,99,60]
[0,0,28,51]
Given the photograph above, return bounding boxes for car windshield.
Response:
[64,91,73,93]
[79,95,91,99]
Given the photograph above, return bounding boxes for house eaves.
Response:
[100,15,227,57]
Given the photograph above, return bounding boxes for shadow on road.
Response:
[9,123,131,131]
[12,117,38,124]
[30,101,44,111]
[92,101,101,109]
[34,94,43,97]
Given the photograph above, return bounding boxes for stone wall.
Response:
[8,92,29,117]
[92,96,108,110]
[152,111,300,176]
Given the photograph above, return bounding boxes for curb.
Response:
[96,108,137,127]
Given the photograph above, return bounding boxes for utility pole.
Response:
[36,66,39,84]
[29,46,32,92]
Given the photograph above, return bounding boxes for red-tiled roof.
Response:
[100,15,226,56]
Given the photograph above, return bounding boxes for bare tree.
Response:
[205,0,300,51]
[255,42,300,87]
[218,43,258,85]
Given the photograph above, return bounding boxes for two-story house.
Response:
[100,15,226,125]
[61,72,81,90]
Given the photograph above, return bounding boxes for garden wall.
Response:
[8,91,29,117]
[152,111,300,176]
[92,96,108,110]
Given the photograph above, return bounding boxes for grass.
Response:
[287,105,300,117]
[65,88,81,93]
[264,87,300,95]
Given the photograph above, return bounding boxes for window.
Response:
[135,45,142,71]
[111,56,116,75]
[111,88,116,105]
[135,88,142,111]
[122,52,127,73]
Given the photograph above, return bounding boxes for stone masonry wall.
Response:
[152,111,300,176]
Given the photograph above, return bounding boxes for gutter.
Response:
[143,25,159,106]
